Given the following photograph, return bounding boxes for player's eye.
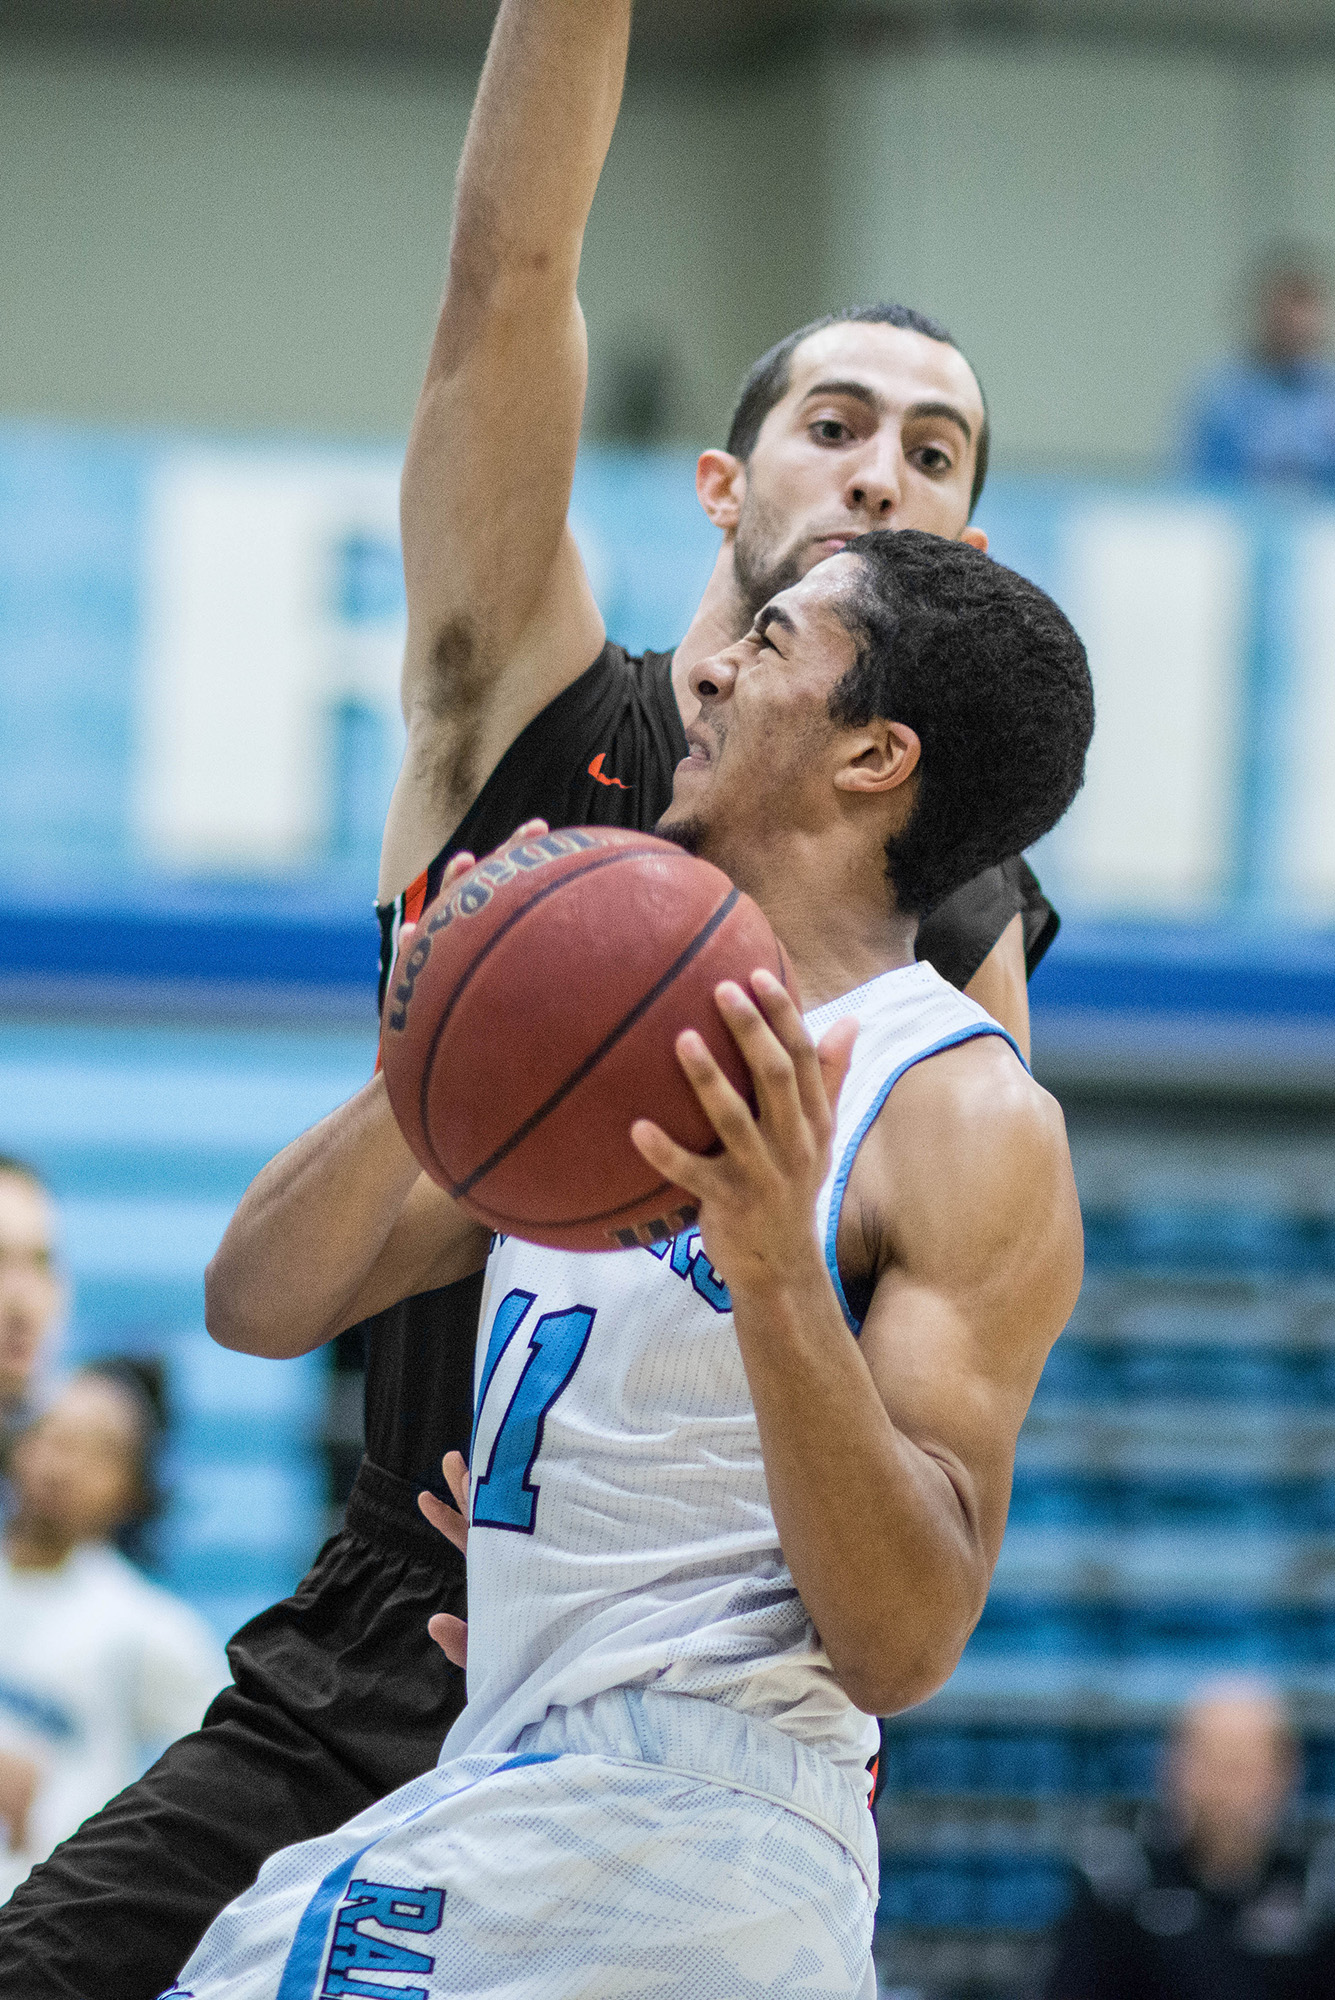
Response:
[911,444,954,475]
[809,418,851,445]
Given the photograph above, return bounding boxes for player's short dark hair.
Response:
[726,305,990,516]
[831,529,1093,917]
[0,1154,46,1193]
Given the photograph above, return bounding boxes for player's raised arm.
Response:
[383,0,632,896]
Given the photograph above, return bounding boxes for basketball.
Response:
[380,826,787,1252]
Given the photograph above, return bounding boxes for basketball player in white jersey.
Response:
[0,14,1066,1990]
[166,526,1090,2000]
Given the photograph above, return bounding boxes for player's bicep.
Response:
[336,1174,490,1333]
[857,1271,1033,1570]
[852,1061,1085,1562]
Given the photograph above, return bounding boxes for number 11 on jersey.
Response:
[471,1289,596,1533]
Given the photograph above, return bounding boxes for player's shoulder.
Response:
[844,1037,1083,1345]
[893,1028,1065,1160]
[864,1030,1079,1272]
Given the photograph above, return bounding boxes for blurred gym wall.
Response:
[824,41,1335,473]
[4,21,1335,467]
[0,38,819,448]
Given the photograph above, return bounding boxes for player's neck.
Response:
[731,836,919,1010]
[779,924,919,1013]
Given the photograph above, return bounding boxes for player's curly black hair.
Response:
[831,530,1094,918]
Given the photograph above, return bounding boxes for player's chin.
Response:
[797,539,846,575]
[663,752,712,810]
[654,804,710,860]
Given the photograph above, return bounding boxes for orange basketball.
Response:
[380,826,787,1252]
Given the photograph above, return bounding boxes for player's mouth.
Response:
[680,725,714,770]
[811,532,854,559]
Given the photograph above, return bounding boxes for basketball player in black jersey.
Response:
[0,5,1059,1992]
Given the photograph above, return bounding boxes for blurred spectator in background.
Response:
[1047,1676,1335,1998]
[0,1160,62,1463]
[1186,250,1335,492]
[0,1370,227,1903]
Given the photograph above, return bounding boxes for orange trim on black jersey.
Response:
[374,867,432,1077]
[403,871,429,926]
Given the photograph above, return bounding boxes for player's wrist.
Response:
[727,1235,833,1328]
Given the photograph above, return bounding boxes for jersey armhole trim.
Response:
[823,1022,1029,1337]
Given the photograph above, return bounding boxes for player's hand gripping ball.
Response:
[381,826,788,1252]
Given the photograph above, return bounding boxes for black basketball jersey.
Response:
[362,641,1058,1494]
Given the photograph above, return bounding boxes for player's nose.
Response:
[688,648,737,705]
[845,433,903,520]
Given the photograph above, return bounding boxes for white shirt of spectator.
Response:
[0,1541,228,1901]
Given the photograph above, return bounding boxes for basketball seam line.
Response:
[414,844,674,1186]
[460,917,784,1233]
[452,882,742,1202]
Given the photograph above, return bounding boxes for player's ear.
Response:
[833,719,921,796]
[696,450,746,533]
[960,525,988,553]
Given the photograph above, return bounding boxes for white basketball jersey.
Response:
[444,959,1022,1780]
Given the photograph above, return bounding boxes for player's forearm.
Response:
[392,0,622,870]
[205,1076,421,1359]
[436,0,631,359]
[732,1265,990,1717]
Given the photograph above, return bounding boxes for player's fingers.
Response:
[440,850,476,887]
[629,1117,711,1199]
[747,969,831,1138]
[713,982,806,1148]
[418,1487,468,1554]
[427,1612,468,1668]
[512,819,549,841]
[442,1448,471,1515]
[674,1027,770,1165]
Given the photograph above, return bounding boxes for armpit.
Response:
[409,613,496,831]
[834,1188,890,1332]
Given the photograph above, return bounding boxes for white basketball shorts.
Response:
[161,1688,879,2000]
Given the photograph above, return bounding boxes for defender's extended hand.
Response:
[419,1450,470,1669]
[630,968,858,1297]
[394,818,551,960]
[389,820,551,1048]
